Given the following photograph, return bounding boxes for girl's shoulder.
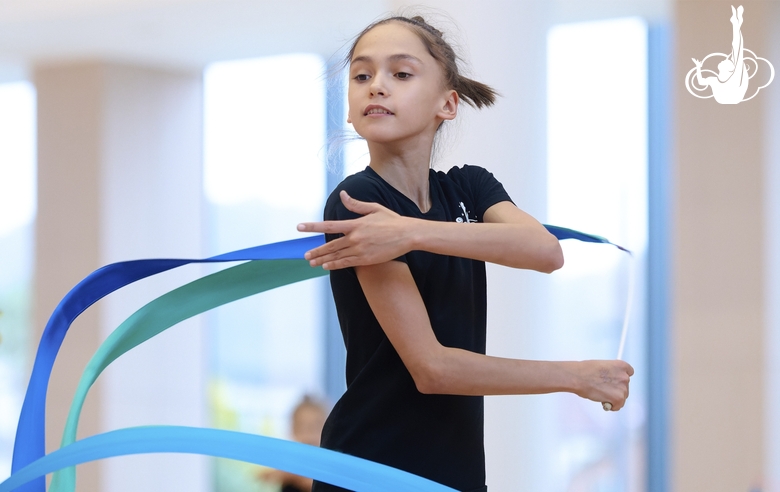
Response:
[328,166,392,202]
[433,165,514,220]
[324,167,397,221]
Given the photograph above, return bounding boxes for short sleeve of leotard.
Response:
[445,164,515,221]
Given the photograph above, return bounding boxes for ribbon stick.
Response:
[592,244,633,412]
[547,224,635,408]
[616,255,635,361]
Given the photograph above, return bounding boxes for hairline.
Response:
[347,19,440,64]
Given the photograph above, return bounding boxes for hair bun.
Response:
[410,15,443,37]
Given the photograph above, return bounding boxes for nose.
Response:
[369,74,386,97]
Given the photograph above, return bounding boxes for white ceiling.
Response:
[0,0,389,81]
[0,0,671,83]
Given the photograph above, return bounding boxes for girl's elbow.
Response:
[414,373,439,395]
[544,241,564,273]
[532,236,564,274]
[410,357,447,395]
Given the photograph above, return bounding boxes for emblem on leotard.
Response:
[456,201,477,223]
[685,5,774,104]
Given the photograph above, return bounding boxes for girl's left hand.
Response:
[297,190,413,270]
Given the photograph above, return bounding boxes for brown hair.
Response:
[345,15,498,109]
[292,395,327,422]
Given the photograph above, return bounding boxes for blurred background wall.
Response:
[0,0,778,491]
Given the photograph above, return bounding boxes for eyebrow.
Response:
[351,53,424,65]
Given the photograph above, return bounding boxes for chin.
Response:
[356,130,402,144]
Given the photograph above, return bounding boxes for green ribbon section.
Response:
[50,259,327,492]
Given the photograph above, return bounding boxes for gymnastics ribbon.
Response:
[50,259,327,491]
[2,427,456,492]
[10,235,325,492]
[543,225,631,254]
[7,228,627,492]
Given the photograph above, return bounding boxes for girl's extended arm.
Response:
[299,191,563,272]
[357,259,633,408]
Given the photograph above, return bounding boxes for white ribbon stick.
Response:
[602,252,635,411]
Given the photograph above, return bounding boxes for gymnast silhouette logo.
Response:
[685,5,774,104]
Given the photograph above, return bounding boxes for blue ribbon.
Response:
[543,225,632,254]
[2,426,456,492]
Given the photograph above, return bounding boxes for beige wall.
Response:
[35,63,106,491]
[34,62,207,492]
[672,1,778,491]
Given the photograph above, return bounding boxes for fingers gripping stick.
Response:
[602,252,634,412]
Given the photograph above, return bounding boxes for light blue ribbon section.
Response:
[1,426,457,492]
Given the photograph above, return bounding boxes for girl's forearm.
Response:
[417,346,633,410]
[405,218,563,273]
[417,346,580,396]
[299,194,563,272]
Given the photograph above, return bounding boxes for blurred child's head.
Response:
[291,395,328,446]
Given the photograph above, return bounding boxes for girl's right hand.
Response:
[572,360,634,411]
[298,190,414,270]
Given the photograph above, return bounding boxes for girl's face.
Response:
[347,22,458,146]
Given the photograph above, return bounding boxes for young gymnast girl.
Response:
[297,14,634,492]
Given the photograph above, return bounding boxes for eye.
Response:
[353,73,370,82]
[395,72,412,79]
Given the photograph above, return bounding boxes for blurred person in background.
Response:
[258,395,328,492]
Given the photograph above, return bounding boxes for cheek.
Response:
[345,103,353,124]
[347,93,359,123]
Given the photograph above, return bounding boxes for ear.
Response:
[437,89,458,121]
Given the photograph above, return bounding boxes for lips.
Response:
[364,105,394,116]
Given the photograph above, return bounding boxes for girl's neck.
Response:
[367,139,434,213]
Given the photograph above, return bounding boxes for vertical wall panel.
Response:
[672,1,772,490]
[35,63,105,491]
[764,3,780,492]
[34,62,207,492]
